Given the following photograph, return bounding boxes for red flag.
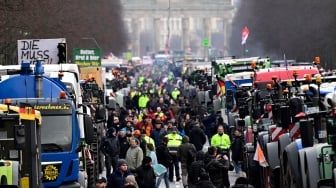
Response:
[241,26,249,45]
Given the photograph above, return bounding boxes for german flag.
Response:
[19,103,35,120]
[216,76,225,97]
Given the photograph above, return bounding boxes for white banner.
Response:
[17,38,66,64]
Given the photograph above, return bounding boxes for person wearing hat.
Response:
[140,129,156,153]
[150,120,167,147]
[121,120,135,133]
[171,87,181,100]
[100,127,120,176]
[107,159,132,188]
[118,129,130,159]
[165,126,182,182]
[133,129,147,156]
[135,156,156,188]
[177,135,197,188]
[126,137,144,172]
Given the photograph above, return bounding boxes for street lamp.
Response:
[81,37,101,49]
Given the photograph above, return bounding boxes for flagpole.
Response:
[243,44,246,57]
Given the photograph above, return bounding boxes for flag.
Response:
[241,26,249,45]
[216,77,225,97]
[253,141,269,167]
[19,103,35,120]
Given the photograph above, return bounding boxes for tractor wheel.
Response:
[284,163,296,188]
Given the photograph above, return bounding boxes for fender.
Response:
[283,140,303,188]
[278,133,290,187]
[298,149,306,188]
[267,141,280,188]
[266,142,279,170]
[301,143,334,188]
[278,133,290,159]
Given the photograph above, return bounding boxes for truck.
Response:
[0,61,97,187]
[0,100,42,188]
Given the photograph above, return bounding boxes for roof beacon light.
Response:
[59,91,67,99]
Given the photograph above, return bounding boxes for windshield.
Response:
[41,115,72,152]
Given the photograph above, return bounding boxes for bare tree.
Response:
[230,0,336,68]
[0,0,127,65]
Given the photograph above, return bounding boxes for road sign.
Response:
[203,38,209,47]
[73,48,101,67]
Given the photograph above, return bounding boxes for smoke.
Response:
[229,0,336,69]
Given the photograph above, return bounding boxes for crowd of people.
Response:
[95,62,249,188]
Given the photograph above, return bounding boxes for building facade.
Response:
[121,0,235,58]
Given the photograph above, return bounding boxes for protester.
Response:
[125,174,139,188]
[147,143,158,165]
[135,156,156,188]
[118,129,130,159]
[177,136,197,188]
[100,127,120,176]
[230,128,245,175]
[188,151,207,188]
[126,137,144,172]
[165,126,182,182]
[189,122,207,151]
[95,177,107,188]
[107,159,132,188]
[204,146,230,188]
[210,125,231,155]
[155,137,172,188]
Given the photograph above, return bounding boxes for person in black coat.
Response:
[204,146,230,188]
[196,172,215,188]
[189,122,207,151]
[155,137,172,188]
[230,128,245,175]
[118,129,130,159]
[188,151,207,188]
[135,156,156,188]
[107,159,132,188]
[100,127,120,176]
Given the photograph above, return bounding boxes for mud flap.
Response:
[285,142,302,188]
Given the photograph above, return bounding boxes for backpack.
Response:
[187,145,197,165]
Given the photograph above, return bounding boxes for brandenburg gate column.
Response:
[154,18,161,53]
[131,18,140,56]
[182,17,190,51]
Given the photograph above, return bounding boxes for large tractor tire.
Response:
[284,162,296,188]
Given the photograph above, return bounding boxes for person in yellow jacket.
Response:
[165,127,182,182]
[171,87,181,100]
[138,92,150,109]
[211,125,231,154]
[140,129,156,152]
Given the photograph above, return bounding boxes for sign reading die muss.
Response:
[17,38,65,64]
[73,48,101,67]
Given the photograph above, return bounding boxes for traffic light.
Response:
[57,42,66,64]
[14,124,25,149]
